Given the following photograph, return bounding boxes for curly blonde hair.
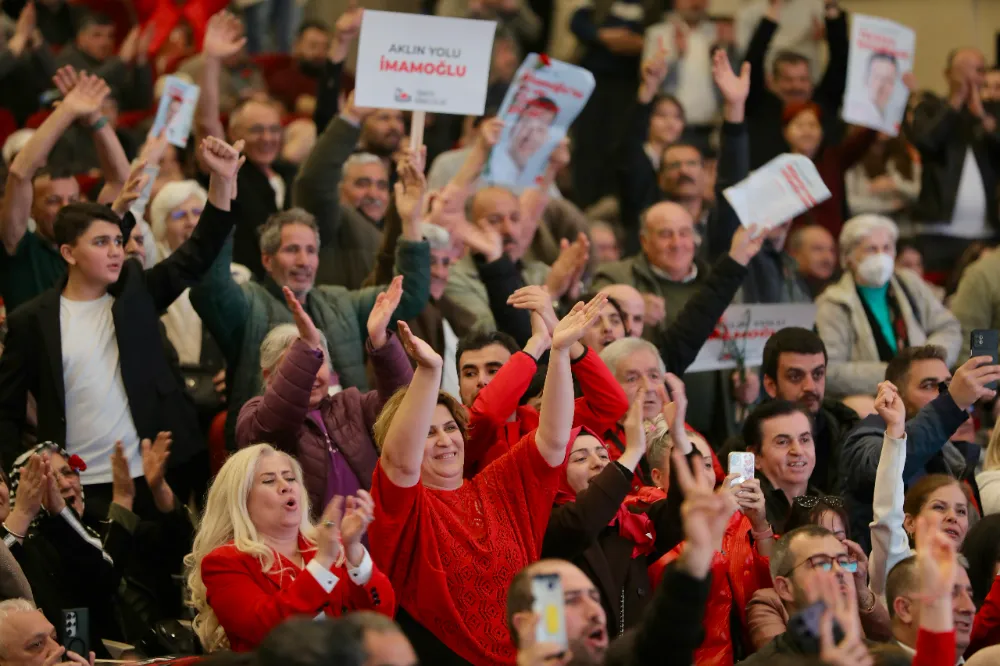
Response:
[184,444,317,651]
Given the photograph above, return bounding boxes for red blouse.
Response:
[369,431,561,666]
[201,536,395,651]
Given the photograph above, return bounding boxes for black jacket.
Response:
[743,11,849,169]
[0,202,238,470]
[909,97,1000,229]
[543,462,675,638]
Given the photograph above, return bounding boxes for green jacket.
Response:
[190,235,430,448]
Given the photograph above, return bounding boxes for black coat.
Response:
[0,202,238,471]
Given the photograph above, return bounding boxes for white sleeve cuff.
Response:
[346,547,373,586]
[885,432,907,444]
[306,558,340,593]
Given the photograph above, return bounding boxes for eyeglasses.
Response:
[781,554,858,577]
[793,495,845,509]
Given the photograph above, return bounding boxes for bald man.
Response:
[593,202,704,331]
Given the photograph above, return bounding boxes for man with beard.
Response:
[787,224,837,297]
[506,442,733,666]
[266,21,331,116]
[359,108,405,169]
[756,327,859,494]
[294,92,391,289]
[195,11,294,279]
[839,347,1000,552]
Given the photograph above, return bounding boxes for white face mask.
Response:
[856,252,895,287]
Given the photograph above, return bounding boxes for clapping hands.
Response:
[367,276,404,349]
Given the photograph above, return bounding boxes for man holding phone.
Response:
[0,599,95,666]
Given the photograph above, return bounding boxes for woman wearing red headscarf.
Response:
[540,375,692,638]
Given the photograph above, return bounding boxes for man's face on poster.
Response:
[509,102,557,170]
[867,56,898,113]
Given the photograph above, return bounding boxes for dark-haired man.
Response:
[504,96,559,177]
[743,399,821,527]
[758,327,859,493]
[840,347,1000,550]
[0,70,129,313]
[54,12,153,111]
[0,137,242,500]
[743,0,848,167]
[865,52,900,122]
[266,20,331,116]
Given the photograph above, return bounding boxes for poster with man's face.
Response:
[151,76,201,148]
[842,14,915,136]
[485,54,594,191]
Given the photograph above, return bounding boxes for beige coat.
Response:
[815,269,962,397]
[949,250,1000,365]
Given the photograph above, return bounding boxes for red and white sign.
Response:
[723,154,832,230]
[687,304,818,373]
[354,10,496,115]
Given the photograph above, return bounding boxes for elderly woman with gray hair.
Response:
[815,214,962,396]
[235,276,413,517]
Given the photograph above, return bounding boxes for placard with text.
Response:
[355,10,496,115]
[842,14,915,136]
[723,154,831,230]
[687,304,818,373]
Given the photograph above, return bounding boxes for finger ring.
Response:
[322,520,336,527]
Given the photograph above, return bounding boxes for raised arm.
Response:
[814,2,849,113]
[743,2,779,113]
[50,66,130,204]
[1,72,109,254]
[313,3,362,130]
[454,117,502,198]
[195,11,246,143]
[145,137,245,310]
[236,288,326,445]
[536,294,606,466]
[377,323,443,488]
[868,381,910,600]
[706,49,751,259]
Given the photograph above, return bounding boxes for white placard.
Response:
[723,153,831,230]
[842,14,915,137]
[483,54,594,189]
[686,304,818,373]
[150,76,200,148]
[354,10,496,115]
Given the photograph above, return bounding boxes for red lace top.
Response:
[369,431,560,666]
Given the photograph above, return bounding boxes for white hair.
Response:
[259,323,332,387]
[599,337,666,376]
[838,214,899,269]
[148,180,208,245]
[0,599,39,658]
[420,223,450,251]
[343,152,385,175]
[184,445,317,652]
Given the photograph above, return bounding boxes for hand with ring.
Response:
[314,496,345,569]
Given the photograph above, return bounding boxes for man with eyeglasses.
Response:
[738,524,871,664]
[886,554,976,664]
[840,346,1000,551]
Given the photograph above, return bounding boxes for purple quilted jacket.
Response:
[236,333,413,516]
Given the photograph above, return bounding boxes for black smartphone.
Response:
[970,329,1000,391]
[60,608,89,658]
[786,601,843,654]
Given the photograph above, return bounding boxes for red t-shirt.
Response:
[369,431,560,666]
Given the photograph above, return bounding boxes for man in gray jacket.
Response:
[838,347,1000,552]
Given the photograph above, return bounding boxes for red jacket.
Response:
[647,513,772,666]
[968,575,1000,658]
[201,537,395,651]
[464,347,628,477]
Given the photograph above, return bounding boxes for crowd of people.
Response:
[0,0,999,665]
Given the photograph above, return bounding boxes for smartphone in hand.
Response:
[728,452,754,486]
[531,573,568,653]
[971,329,1000,391]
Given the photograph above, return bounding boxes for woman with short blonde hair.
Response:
[185,444,394,652]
